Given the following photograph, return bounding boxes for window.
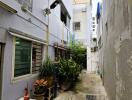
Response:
[14,38,31,77]
[16,0,33,12]
[73,22,80,31]
[93,17,95,20]
[14,37,43,77]
[93,25,95,28]
[54,47,70,61]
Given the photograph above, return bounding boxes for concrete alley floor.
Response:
[54,71,109,100]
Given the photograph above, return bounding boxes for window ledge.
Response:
[11,73,39,84]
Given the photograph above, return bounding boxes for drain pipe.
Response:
[46,0,50,57]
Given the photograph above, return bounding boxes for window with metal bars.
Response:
[54,48,69,61]
[73,22,81,31]
[32,42,43,74]
[14,37,43,77]
[14,38,31,77]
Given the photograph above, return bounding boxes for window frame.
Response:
[73,22,81,31]
[12,37,43,83]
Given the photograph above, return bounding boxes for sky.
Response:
[92,0,102,17]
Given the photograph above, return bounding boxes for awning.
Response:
[8,28,47,45]
[0,1,17,13]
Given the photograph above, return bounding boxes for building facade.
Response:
[0,0,72,100]
[97,0,132,100]
[73,1,92,46]
[72,0,93,72]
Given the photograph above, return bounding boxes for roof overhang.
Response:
[8,28,47,45]
[0,1,17,13]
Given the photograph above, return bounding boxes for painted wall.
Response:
[97,0,132,100]
[0,0,72,99]
[73,2,92,46]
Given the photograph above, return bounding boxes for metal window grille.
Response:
[32,42,43,74]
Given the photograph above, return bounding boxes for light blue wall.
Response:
[1,34,38,100]
[0,0,73,99]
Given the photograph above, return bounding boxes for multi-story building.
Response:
[73,0,92,46]
[97,0,132,100]
[0,0,72,99]
[72,0,93,72]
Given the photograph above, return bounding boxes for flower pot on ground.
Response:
[34,79,47,94]
[33,79,47,100]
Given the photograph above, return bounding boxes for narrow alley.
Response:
[0,0,132,100]
[55,71,108,100]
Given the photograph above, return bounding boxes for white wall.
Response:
[73,3,92,46]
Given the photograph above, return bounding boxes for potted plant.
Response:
[57,59,82,90]
[33,79,47,100]
[39,57,55,87]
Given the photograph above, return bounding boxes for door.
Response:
[0,43,3,98]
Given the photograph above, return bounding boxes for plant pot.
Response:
[33,94,44,100]
[60,81,72,91]
[46,77,54,87]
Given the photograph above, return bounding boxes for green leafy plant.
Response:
[39,57,54,78]
[57,58,82,83]
[70,42,87,69]
[39,57,56,87]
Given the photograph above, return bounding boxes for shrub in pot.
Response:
[57,59,82,90]
[39,57,55,87]
[69,42,87,69]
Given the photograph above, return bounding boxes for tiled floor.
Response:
[54,71,109,100]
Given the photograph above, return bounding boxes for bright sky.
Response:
[92,0,102,17]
